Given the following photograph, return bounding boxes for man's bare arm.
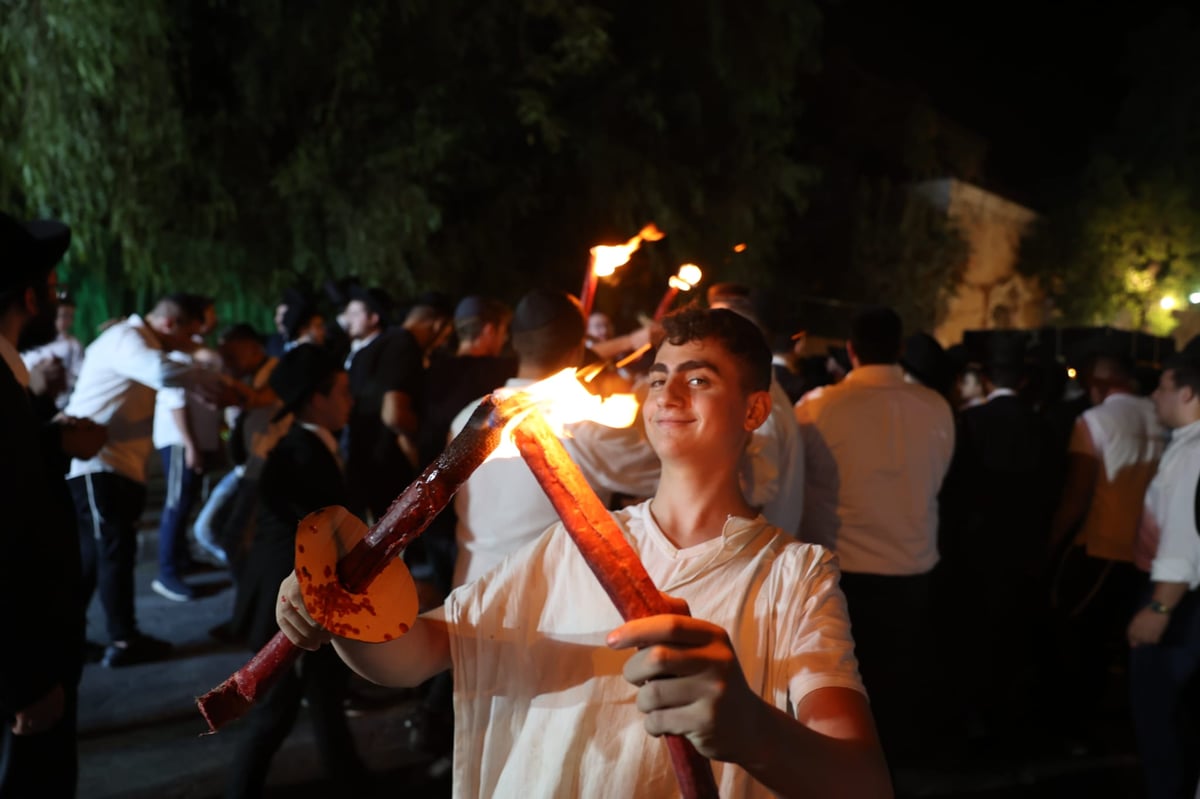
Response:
[1048,452,1099,555]
[276,571,451,687]
[609,615,892,798]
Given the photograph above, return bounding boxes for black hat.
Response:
[511,289,585,337]
[323,277,360,310]
[347,285,392,321]
[1,212,70,294]
[901,333,952,394]
[280,285,310,308]
[219,322,263,346]
[1164,335,1200,373]
[282,298,320,342]
[269,343,341,422]
[986,332,1027,370]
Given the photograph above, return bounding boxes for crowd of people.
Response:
[2,207,1199,799]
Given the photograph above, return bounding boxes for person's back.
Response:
[450,290,658,586]
[796,366,953,574]
[67,316,172,481]
[226,345,367,798]
[1075,392,1164,561]
[418,296,516,468]
[793,306,952,767]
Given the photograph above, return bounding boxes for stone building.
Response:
[915,178,1041,347]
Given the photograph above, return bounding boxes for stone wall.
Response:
[915,178,1041,347]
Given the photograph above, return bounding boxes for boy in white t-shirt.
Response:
[276,306,890,798]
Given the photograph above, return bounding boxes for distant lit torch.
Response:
[581,223,664,317]
[653,264,703,321]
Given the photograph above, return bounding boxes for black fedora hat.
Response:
[901,332,952,395]
[1,211,70,294]
[269,343,341,422]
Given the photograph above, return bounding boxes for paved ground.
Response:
[77,557,452,799]
[73,472,1150,798]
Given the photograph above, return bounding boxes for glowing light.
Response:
[1189,292,1200,305]
[733,243,747,253]
[589,224,664,278]
[667,264,704,292]
[1067,367,1078,379]
[1161,296,1178,311]
[486,368,639,461]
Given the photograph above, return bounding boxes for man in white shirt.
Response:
[20,292,84,411]
[449,289,660,587]
[65,294,226,667]
[1047,352,1165,739]
[794,305,953,764]
[1126,351,1200,799]
[276,306,891,798]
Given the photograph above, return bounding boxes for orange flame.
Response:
[668,263,703,291]
[590,223,665,278]
[486,368,640,460]
[733,243,747,253]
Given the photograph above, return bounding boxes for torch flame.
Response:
[667,264,702,292]
[590,223,665,278]
[486,368,640,460]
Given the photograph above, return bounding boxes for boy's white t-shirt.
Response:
[443,500,863,799]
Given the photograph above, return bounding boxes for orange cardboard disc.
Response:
[294,506,418,643]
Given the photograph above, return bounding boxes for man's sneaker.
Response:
[100,633,173,668]
[152,576,197,602]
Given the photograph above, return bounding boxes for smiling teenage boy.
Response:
[276,306,891,798]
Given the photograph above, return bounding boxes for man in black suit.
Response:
[226,344,368,798]
[341,287,451,521]
[939,337,1044,744]
[0,211,103,798]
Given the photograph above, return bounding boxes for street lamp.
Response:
[1189,292,1200,305]
[1161,296,1178,311]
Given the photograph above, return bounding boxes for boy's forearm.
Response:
[737,690,892,799]
[330,614,451,688]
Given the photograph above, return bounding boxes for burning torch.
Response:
[581,223,664,318]
[653,263,703,321]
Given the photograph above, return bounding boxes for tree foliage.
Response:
[1,0,822,332]
[1015,7,1200,336]
[846,179,968,334]
[1019,160,1200,335]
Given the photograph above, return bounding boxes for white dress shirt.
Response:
[1142,418,1200,589]
[794,363,954,575]
[1070,392,1166,562]
[64,315,220,484]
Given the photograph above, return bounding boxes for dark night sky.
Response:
[824,0,1179,206]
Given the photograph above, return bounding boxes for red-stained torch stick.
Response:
[196,393,526,732]
[512,410,721,799]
